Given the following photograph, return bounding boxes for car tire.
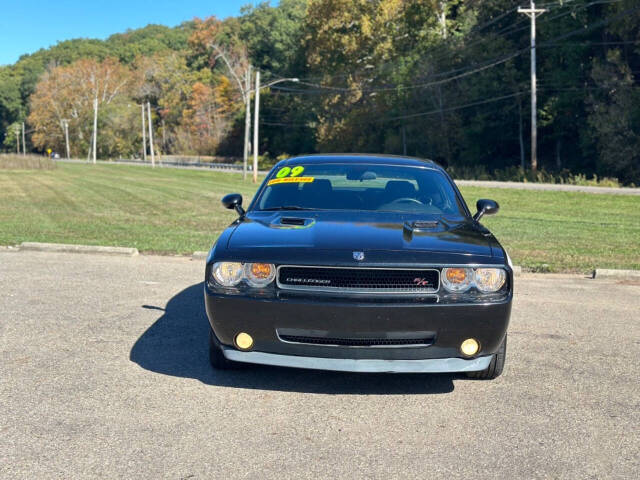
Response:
[466,335,506,380]
[209,328,239,370]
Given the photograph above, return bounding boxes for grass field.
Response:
[0,163,638,272]
[0,154,56,170]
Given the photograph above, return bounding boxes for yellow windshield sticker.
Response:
[268,176,314,186]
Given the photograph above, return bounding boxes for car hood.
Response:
[224,211,497,262]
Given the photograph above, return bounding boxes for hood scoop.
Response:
[271,217,315,229]
[403,219,446,242]
[408,220,439,230]
[281,217,306,226]
[404,220,441,232]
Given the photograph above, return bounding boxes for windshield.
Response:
[255,163,466,216]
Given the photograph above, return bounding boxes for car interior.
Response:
[259,175,458,214]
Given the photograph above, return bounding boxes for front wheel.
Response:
[466,335,506,380]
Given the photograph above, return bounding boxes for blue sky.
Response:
[0,0,256,65]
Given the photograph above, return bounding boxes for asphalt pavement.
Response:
[455,179,640,195]
[1,251,638,479]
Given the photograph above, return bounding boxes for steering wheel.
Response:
[389,197,423,205]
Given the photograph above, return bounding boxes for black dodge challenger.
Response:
[204,155,512,379]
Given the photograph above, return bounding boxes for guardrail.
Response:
[117,158,248,170]
[55,157,269,172]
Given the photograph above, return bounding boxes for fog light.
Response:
[460,338,479,357]
[235,332,254,351]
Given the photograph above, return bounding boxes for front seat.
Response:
[383,180,416,203]
[301,179,333,208]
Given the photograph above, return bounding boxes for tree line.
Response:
[0,0,638,184]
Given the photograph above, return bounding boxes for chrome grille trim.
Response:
[276,265,440,294]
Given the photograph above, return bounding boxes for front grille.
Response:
[279,334,435,347]
[277,266,439,293]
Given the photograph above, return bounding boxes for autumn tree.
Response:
[28,58,133,158]
[179,77,238,154]
[184,16,252,156]
[133,53,194,154]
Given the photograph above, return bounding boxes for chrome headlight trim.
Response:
[441,267,474,293]
[211,262,243,287]
[243,263,277,288]
[474,268,507,293]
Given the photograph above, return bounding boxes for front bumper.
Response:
[223,347,492,373]
[205,287,512,366]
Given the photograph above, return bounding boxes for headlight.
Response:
[474,268,506,293]
[244,263,276,287]
[212,262,243,287]
[441,267,473,292]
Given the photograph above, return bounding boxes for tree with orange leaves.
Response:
[28,58,133,159]
[179,76,238,155]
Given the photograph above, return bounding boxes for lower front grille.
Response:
[277,265,440,294]
[278,334,435,347]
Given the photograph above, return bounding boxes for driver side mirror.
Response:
[222,193,245,218]
[473,199,499,222]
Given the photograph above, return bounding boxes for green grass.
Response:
[462,187,640,272]
[0,163,638,273]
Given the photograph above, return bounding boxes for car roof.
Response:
[277,154,443,170]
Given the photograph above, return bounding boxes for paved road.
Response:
[1,251,638,479]
[455,179,640,195]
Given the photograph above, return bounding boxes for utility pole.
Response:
[14,126,20,154]
[141,103,147,162]
[62,119,70,160]
[243,65,252,180]
[21,122,26,156]
[251,76,299,183]
[147,101,155,167]
[92,96,98,164]
[253,70,260,184]
[519,0,546,171]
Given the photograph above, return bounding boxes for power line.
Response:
[269,2,639,97]
[290,0,631,94]
[379,91,527,122]
[261,90,528,128]
[291,0,619,87]
[289,4,528,85]
[540,39,640,47]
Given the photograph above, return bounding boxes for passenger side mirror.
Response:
[473,199,499,222]
[222,193,245,218]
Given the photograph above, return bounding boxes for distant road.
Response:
[456,179,640,196]
[55,158,640,195]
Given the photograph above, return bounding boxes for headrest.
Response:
[384,180,416,198]
[302,179,332,196]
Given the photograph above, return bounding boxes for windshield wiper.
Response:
[260,205,315,211]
